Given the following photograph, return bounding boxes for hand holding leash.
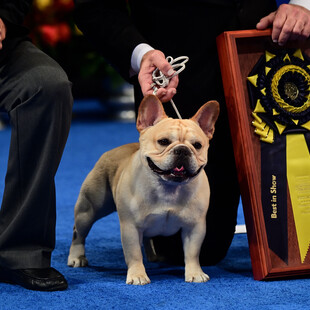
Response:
[151,56,189,119]
[151,56,189,89]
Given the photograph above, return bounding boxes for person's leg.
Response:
[132,0,277,267]
[0,40,72,290]
[199,99,240,265]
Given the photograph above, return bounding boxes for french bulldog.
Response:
[67,95,219,285]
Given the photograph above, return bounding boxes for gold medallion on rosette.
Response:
[247,49,310,264]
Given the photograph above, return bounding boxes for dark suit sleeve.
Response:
[74,0,147,81]
[0,0,32,35]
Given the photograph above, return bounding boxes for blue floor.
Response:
[0,101,309,309]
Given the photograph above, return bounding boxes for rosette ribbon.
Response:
[247,49,310,264]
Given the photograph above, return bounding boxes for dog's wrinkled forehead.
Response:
[140,118,207,144]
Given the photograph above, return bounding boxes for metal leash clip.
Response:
[151,56,189,119]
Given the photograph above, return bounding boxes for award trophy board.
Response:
[216,29,310,280]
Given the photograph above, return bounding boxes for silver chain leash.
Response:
[151,56,189,119]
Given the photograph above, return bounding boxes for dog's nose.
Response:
[173,146,191,157]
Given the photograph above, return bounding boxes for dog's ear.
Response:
[191,100,220,139]
[136,95,168,132]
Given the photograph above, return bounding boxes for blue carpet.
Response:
[0,104,309,310]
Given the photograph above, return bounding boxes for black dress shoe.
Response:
[0,267,68,291]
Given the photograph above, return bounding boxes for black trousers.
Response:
[0,40,73,269]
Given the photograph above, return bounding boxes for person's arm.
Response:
[74,0,178,102]
[0,0,32,50]
[289,0,310,11]
[0,0,32,30]
[256,2,310,46]
[74,0,148,81]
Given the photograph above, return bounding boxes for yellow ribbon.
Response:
[251,112,274,143]
[286,134,310,263]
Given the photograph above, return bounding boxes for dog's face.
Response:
[140,118,209,183]
[136,95,220,183]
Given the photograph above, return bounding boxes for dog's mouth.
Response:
[147,157,202,182]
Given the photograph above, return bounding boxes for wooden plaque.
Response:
[216,29,310,280]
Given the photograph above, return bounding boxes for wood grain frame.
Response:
[216,29,310,280]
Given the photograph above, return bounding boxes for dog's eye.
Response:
[193,142,202,149]
[158,138,171,146]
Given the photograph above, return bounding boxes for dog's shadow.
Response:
[87,246,185,278]
[71,244,186,285]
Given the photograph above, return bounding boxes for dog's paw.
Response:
[126,273,151,285]
[185,271,210,283]
[67,255,88,268]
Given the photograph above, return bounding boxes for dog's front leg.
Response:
[120,222,150,285]
[182,222,210,283]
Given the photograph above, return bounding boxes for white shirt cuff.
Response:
[130,43,154,75]
[289,0,310,10]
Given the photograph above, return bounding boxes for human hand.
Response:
[0,18,6,49]
[256,4,310,46]
[138,50,179,103]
